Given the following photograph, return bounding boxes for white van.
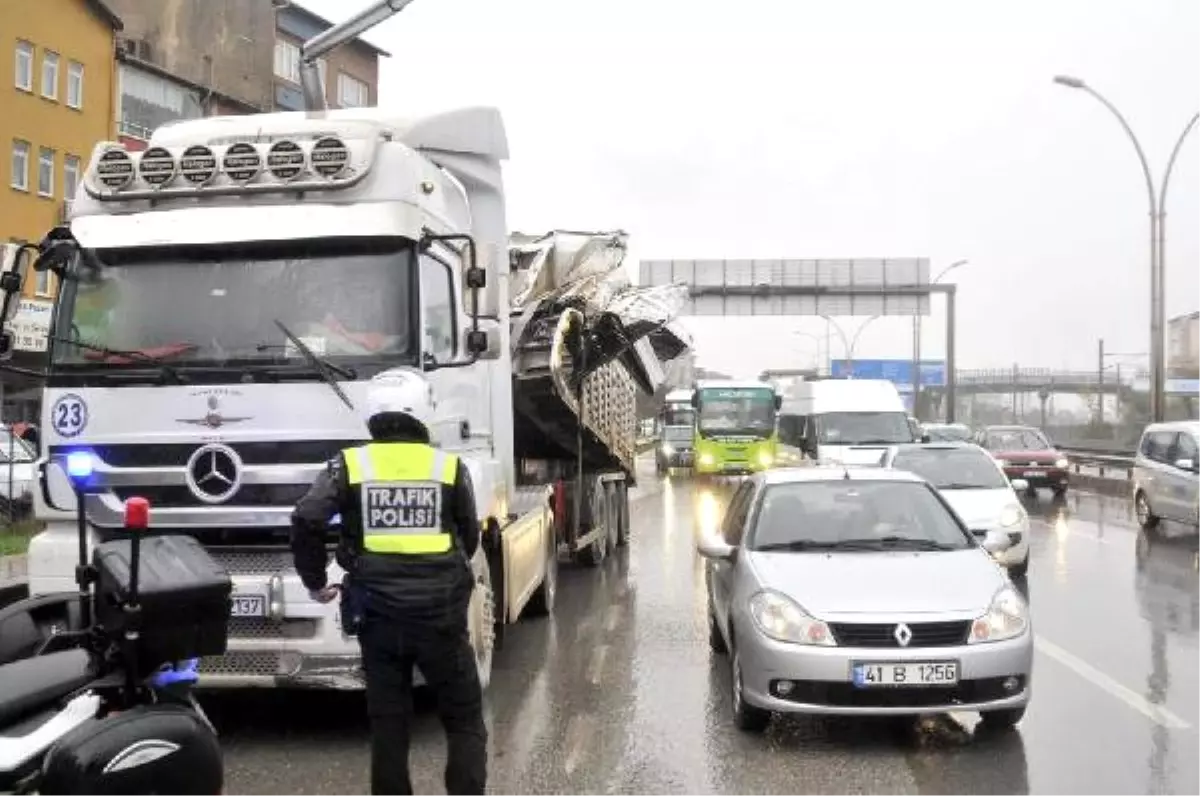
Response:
[777,379,915,465]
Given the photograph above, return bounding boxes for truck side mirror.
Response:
[774,395,782,409]
[690,393,699,408]
[466,329,488,355]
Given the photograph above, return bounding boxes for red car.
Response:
[975,425,1070,497]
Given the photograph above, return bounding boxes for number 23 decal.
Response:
[51,394,89,438]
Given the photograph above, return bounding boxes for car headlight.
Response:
[999,503,1024,528]
[757,450,773,467]
[969,584,1029,643]
[661,443,674,455]
[1055,457,1069,469]
[996,459,1011,467]
[699,452,715,466]
[748,590,834,646]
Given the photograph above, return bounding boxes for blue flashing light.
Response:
[65,450,95,481]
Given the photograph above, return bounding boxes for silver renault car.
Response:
[698,466,1033,732]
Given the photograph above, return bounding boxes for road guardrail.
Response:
[1060,445,1136,481]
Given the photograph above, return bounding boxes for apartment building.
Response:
[1,0,121,413]
[273,1,388,112]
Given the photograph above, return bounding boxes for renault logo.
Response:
[893,623,913,647]
[185,443,243,504]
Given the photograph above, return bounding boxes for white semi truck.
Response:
[3,2,687,690]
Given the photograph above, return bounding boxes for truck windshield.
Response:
[662,405,695,427]
[696,388,776,437]
[51,237,416,369]
[816,411,913,445]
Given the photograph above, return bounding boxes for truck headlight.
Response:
[749,590,834,646]
[969,584,1029,643]
[999,504,1024,528]
[1055,457,1069,469]
[661,443,674,455]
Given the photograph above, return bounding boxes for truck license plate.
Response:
[852,661,958,687]
[230,594,266,617]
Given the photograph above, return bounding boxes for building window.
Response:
[63,155,80,200]
[274,39,300,83]
[67,61,83,108]
[42,50,59,100]
[34,266,53,297]
[14,41,33,91]
[37,148,54,197]
[337,73,369,108]
[10,141,29,191]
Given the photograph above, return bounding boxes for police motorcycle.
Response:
[0,453,231,794]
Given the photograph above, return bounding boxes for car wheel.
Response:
[731,647,770,732]
[708,608,728,654]
[1010,555,1029,579]
[979,706,1025,731]
[1135,490,1160,531]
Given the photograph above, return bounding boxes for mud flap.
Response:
[483,517,505,650]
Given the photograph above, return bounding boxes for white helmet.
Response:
[363,368,436,431]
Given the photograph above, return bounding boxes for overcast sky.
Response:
[301,0,1199,378]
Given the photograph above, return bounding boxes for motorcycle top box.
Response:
[94,535,232,672]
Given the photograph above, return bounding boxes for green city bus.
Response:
[691,380,782,476]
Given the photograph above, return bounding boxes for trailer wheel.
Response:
[615,481,630,547]
[577,479,609,567]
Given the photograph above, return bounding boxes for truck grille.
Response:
[112,484,309,509]
[228,617,318,640]
[208,549,294,576]
[53,440,361,468]
[829,620,971,648]
[201,651,295,678]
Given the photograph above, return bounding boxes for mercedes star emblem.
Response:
[176,395,251,429]
[893,623,913,647]
[185,443,243,504]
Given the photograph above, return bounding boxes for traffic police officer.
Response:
[290,370,487,795]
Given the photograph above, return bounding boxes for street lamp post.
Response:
[1054,75,1199,422]
[820,314,881,378]
[912,259,967,420]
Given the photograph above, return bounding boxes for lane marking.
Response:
[1035,635,1191,730]
[562,713,595,776]
[604,603,622,632]
[586,643,609,685]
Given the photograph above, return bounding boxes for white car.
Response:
[883,443,1031,577]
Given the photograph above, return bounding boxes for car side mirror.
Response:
[1010,478,1028,491]
[697,534,736,561]
[973,528,1009,555]
[1175,457,1196,473]
[920,433,931,443]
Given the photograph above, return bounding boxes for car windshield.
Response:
[697,388,776,437]
[749,480,972,551]
[891,447,1008,490]
[986,429,1049,451]
[51,237,417,369]
[815,411,913,445]
[663,425,693,443]
[662,405,695,427]
[924,425,972,442]
[0,430,34,462]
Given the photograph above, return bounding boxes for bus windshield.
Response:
[696,387,776,438]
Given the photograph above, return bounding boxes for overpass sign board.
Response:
[830,359,947,387]
[639,258,931,317]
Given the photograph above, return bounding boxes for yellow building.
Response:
[0,0,120,303]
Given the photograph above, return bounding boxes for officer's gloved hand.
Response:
[309,584,341,603]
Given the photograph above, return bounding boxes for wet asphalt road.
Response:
[204,470,1199,795]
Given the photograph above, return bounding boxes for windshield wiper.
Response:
[272,320,356,411]
[841,536,961,551]
[756,540,855,552]
[48,336,188,384]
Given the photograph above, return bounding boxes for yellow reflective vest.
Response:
[341,442,459,555]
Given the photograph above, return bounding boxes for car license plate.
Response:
[230,594,266,617]
[852,661,958,687]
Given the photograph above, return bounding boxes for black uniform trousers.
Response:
[358,615,488,795]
